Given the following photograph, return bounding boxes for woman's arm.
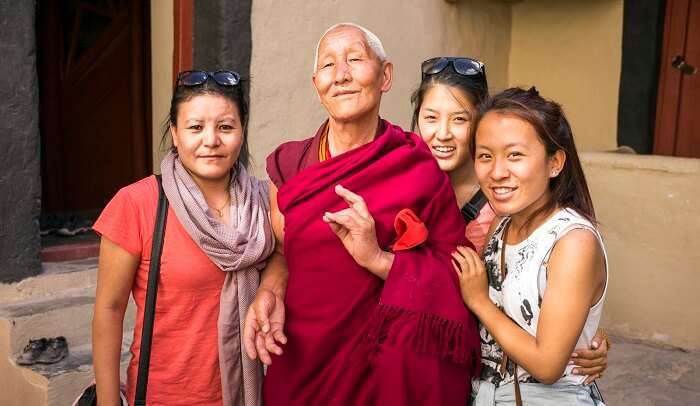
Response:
[455,228,605,384]
[93,237,139,406]
[243,181,289,365]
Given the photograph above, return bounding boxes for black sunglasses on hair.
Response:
[421,57,485,81]
[177,70,241,87]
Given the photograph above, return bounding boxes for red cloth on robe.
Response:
[265,119,480,405]
[392,208,429,251]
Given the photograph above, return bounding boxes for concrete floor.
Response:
[598,336,700,405]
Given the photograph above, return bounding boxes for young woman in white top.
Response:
[453,87,607,405]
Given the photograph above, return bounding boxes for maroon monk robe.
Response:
[265,119,480,405]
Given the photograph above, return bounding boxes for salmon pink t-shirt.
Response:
[465,202,497,254]
[93,176,225,406]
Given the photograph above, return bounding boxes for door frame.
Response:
[654,0,693,156]
[174,0,194,80]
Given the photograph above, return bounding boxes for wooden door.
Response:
[655,0,700,158]
[38,0,151,213]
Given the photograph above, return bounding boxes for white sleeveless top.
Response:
[477,207,608,387]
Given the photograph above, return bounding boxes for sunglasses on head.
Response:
[421,57,486,81]
[177,70,241,87]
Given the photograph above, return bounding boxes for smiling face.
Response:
[170,94,243,185]
[312,26,392,123]
[417,84,475,174]
[473,111,564,219]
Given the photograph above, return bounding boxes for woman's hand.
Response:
[452,245,490,310]
[323,185,394,279]
[243,288,287,366]
[571,328,610,383]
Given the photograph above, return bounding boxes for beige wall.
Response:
[247,0,511,176]
[582,152,700,350]
[150,1,174,173]
[508,0,623,151]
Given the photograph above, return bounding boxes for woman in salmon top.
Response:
[92,70,273,406]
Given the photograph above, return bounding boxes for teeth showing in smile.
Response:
[432,146,455,153]
[493,187,516,195]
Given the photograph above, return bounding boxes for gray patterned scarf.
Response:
[161,151,274,406]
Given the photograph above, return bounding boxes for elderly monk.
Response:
[243,23,480,405]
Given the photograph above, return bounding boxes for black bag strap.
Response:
[134,175,169,406]
[460,189,488,224]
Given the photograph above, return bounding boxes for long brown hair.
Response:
[469,87,596,225]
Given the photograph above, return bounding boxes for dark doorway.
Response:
[37,0,152,215]
[655,0,700,158]
[616,0,665,154]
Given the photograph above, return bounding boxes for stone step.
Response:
[0,259,136,405]
[0,339,131,406]
[0,288,96,355]
[0,260,98,302]
[0,287,136,355]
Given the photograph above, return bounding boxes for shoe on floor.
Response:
[57,216,93,237]
[40,214,63,236]
[16,338,48,365]
[36,336,69,364]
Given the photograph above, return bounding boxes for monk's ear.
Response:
[311,73,323,103]
[380,61,393,93]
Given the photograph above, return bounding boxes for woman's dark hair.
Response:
[161,75,250,169]
[469,86,596,225]
[410,63,489,132]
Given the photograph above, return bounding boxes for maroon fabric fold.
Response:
[264,119,480,405]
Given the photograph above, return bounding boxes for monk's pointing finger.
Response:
[335,185,370,217]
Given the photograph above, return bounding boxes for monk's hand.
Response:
[323,184,394,280]
[243,288,287,365]
[571,328,609,383]
[452,245,489,310]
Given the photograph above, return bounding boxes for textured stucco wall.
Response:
[509,0,623,151]
[248,0,511,176]
[582,153,700,350]
[150,0,174,173]
[0,1,42,283]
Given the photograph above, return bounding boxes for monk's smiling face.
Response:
[312,26,392,124]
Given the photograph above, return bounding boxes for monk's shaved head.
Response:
[313,23,387,72]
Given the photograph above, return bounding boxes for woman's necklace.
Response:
[210,193,230,218]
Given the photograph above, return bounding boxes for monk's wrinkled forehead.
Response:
[316,26,375,65]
